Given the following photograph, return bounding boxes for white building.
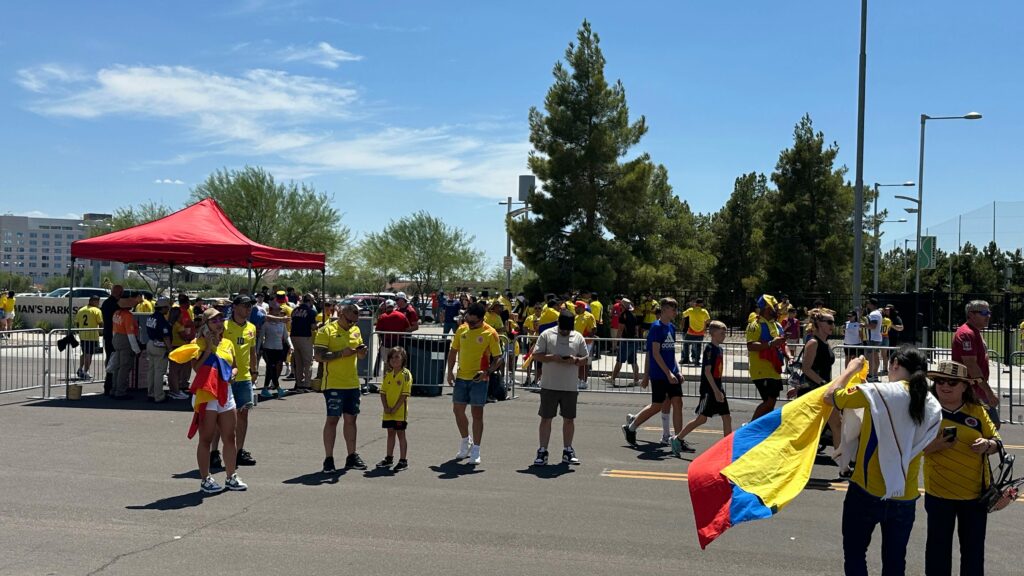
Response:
[0,213,116,284]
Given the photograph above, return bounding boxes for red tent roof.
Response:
[71,199,325,269]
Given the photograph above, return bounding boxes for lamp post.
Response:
[872,181,914,292]
[851,0,868,316]
[499,198,530,292]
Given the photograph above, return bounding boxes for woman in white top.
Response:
[842,310,863,365]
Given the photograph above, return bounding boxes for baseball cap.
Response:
[395,291,408,301]
[574,300,587,309]
[385,299,396,308]
[233,294,254,306]
[202,308,222,322]
[155,297,171,307]
[620,298,634,310]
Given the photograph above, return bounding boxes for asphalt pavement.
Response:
[2,381,1023,576]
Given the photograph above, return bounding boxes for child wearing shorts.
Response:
[377,346,412,471]
[671,321,732,457]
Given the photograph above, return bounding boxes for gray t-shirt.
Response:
[534,328,588,392]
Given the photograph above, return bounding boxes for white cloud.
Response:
[14,64,86,93]
[17,63,527,199]
[279,42,363,69]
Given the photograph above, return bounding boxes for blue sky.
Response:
[2,1,1021,267]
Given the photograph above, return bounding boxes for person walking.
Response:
[259,300,290,399]
[445,302,504,465]
[789,308,841,453]
[144,297,173,403]
[825,347,942,576]
[75,295,103,380]
[314,304,368,473]
[621,298,682,447]
[671,320,730,456]
[225,295,259,467]
[603,298,641,387]
[952,300,1000,428]
[531,310,588,466]
[746,295,791,422]
[377,346,412,472]
[288,294,317,392]
[922,360,1001,576]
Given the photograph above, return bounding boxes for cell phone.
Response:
[561,355,573,360]
[357,344,368,350]
[943,426,957,440]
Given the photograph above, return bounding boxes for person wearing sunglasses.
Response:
[791,309,841,453]
[922,360,1001,576]
[952,300,999,429]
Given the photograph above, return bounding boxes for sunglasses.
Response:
[934,380,964,387]
[208,317,224,323]
[969,310,991,317]
[821,319,835,325]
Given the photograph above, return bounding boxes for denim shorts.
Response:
[453,378,488,407]
[231,380,254,410]
[325,388,361,417]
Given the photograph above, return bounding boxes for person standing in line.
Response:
[135,293,155,314]
[111,291,141,400]
[922,360,1001,576]
[865,298,884,382]
[287,294,317,392]
[609,295,624,354]
[224,295,259,467]
[573,300,596,390]
[440,292,463,335]
[681,298,711,366]
[0,290,11,332]
[746,295,791,422]
[604,298,641,387]
[75,295,103,380]
[315,304,368,473]
[258,300,290,399]
[621,298,682,447]
[531,310,587,466]
[952,300,1000,429]
[445,302,504,466]
[144,297,173,403]
[842,310,864,365]
[377,346,413,472]
[671,320,730,456]
[168,294,196,400]
[394,292,420,333]
[374,299,410,377]
[100,284,124,395]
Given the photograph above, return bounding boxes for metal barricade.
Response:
[1010,352,1023,424]
[372,331,453,395]
[0,329,48,394]
[45,328,105,398]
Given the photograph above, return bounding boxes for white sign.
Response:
[14,297,94,329]
[503,256,513,271]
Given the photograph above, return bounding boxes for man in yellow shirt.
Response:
[746,294,792,422]
[75,295,103,379]
[314,303,368,473]
[0,290,15,331]
[573,300,596,390]
[681,297,712,366]
[224,295,259,467]
[135,294,155,314]
[446,302,504,465]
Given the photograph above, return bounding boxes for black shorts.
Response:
[382,420,408,430]
[753,378,783,401]
[538,388,578,419]
[651,378,683,403]
[81,340,101,355]
[695,392,730,417]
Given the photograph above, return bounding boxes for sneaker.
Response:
[83,371,93,380]
[76,368,84,380]
[670,437,682,457]
[169,391,188,400]
[210,450,223,470]
[562,447,580,465]
[237,449,256,466]
[621,424,637,446]
[277,387,287,399]
[602,376,615,385]
[376,456,394,468]
[534,448,549,466]
[200,475,224,494]
[466,445,481,465]
[225,473,248,491]
[578,379,588,390]
[455,437,473,459]
[322,456,336,473]
[259,388,273,399]
[625,413,636,427]
[393,459,409,472]
[661,433,672,446]
[345,453,367,470]
[678,439,697,453]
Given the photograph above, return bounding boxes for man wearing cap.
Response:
[144,297,174,402]
[289,294,318,391]
[101,284,124,395]
[573,300,596,390]
[531,310,588,466]
[392,292,419,332]
[952,300,1000,428]
[111,290,142,399]
[746,294,792,421]
[374,299,410,375]
[315,303,369,472]
[75,295,104,380]
[225,295,259,465]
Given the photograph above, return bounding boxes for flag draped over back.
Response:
[687,377,858,549]
[170,342,232,439]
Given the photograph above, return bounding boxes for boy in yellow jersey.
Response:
[314,303,368,473]
[75,295,104,379]
[446,302,504,465]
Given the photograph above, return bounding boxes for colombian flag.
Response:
[170,343,231,439]
[687,372,861,549]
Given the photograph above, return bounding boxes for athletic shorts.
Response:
[881,337,890,346]
[753,378,783,401]
[324,388,361,416]
[382,420,408,430]
[193,387,236,414]
[651,378,683,404]
[231,380,254,410]
[81,340,101,355]
[538,388,578,419]
[695,392,730,417]
[453,378,488,407]
[616,340,638,364]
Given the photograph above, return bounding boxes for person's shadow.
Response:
[429,460,484,479]
[632,441,672,461]
[282,469,346,486]
[516,463,576,479]
[126,491,213,510]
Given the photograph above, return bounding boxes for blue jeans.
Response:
[682,334,703,364]
[924,494,987,576]
[842,482,917,576]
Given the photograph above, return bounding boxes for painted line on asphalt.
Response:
[641,427,1024,450]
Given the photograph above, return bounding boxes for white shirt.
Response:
[844,321,862,345]
[867,309,883,342]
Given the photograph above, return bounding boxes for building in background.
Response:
[0,213,118,285]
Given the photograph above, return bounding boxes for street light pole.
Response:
[851,0,868,313]
[872,181,914,292]
[499,197,529,292]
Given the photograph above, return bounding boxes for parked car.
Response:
[44,287,111,299]
[340,294,390,317]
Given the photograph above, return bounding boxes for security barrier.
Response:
[46,328,105,398]
[0,329,48,394]
[1009,352,1023,424]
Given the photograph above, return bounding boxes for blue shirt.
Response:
[645,319,679,380]
[442,298,463,324]
[290,304,317,337]
[145,312,172,344]
[248,305,266,329]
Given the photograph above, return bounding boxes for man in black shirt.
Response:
[603,298,641,387]
[100,284,124,395]
[289,293,318,391]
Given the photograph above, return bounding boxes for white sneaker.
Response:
[625,413,636,427]
[455,437,473,459]
[578,379,588,390]
[466,445,481,465]
[225,473,248,491]
[200,475,224,494]
[661,433,672,446]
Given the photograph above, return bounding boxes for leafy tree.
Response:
[711,172,770,293]
[763,115,855,295]
[0,272,33,293]
[358,211,483,296]
[87,202,174,238]
[190,166,350,291]
[510,20,651,296]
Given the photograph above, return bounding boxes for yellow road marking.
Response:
[641,428,1024,450]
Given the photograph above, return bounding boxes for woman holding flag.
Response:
[825,345,941,576]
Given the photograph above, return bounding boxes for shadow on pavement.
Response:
[23,391,192,412]
[814,453,840,467]
[126,491,214,510]
[282,470,345,486]
[516,464,576,479]
[172,469,203,480]
[632,441,672,461]
[429,460,483,479]
[363,466,395,478]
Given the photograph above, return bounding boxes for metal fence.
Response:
[0,329,48,394]
[1008,352,1023,425]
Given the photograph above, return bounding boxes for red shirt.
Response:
[610,302,623,329]
[375,311,410,347]
[396,304,419,326]
[951,322,989,394]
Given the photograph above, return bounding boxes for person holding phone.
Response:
[314,304,369,473]
[923,360,1001,576]
[531,310,588,466]
[446,302,504,465]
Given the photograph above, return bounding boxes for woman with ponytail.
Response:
[825,345,942,576]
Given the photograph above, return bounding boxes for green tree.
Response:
[510,20,651,296]
[711,172,770,293]
[0,272,33,293]
[358,211,483,296]
[190,166,350,291]
[764,115,855,295]
[88,202,174,237]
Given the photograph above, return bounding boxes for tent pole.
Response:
[65,257,76,398]
[321,268,326,303]
[247,262,252,294]
[169,262,174,297]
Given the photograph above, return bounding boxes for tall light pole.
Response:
[872,181,914,292]
[851,0,868,313]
